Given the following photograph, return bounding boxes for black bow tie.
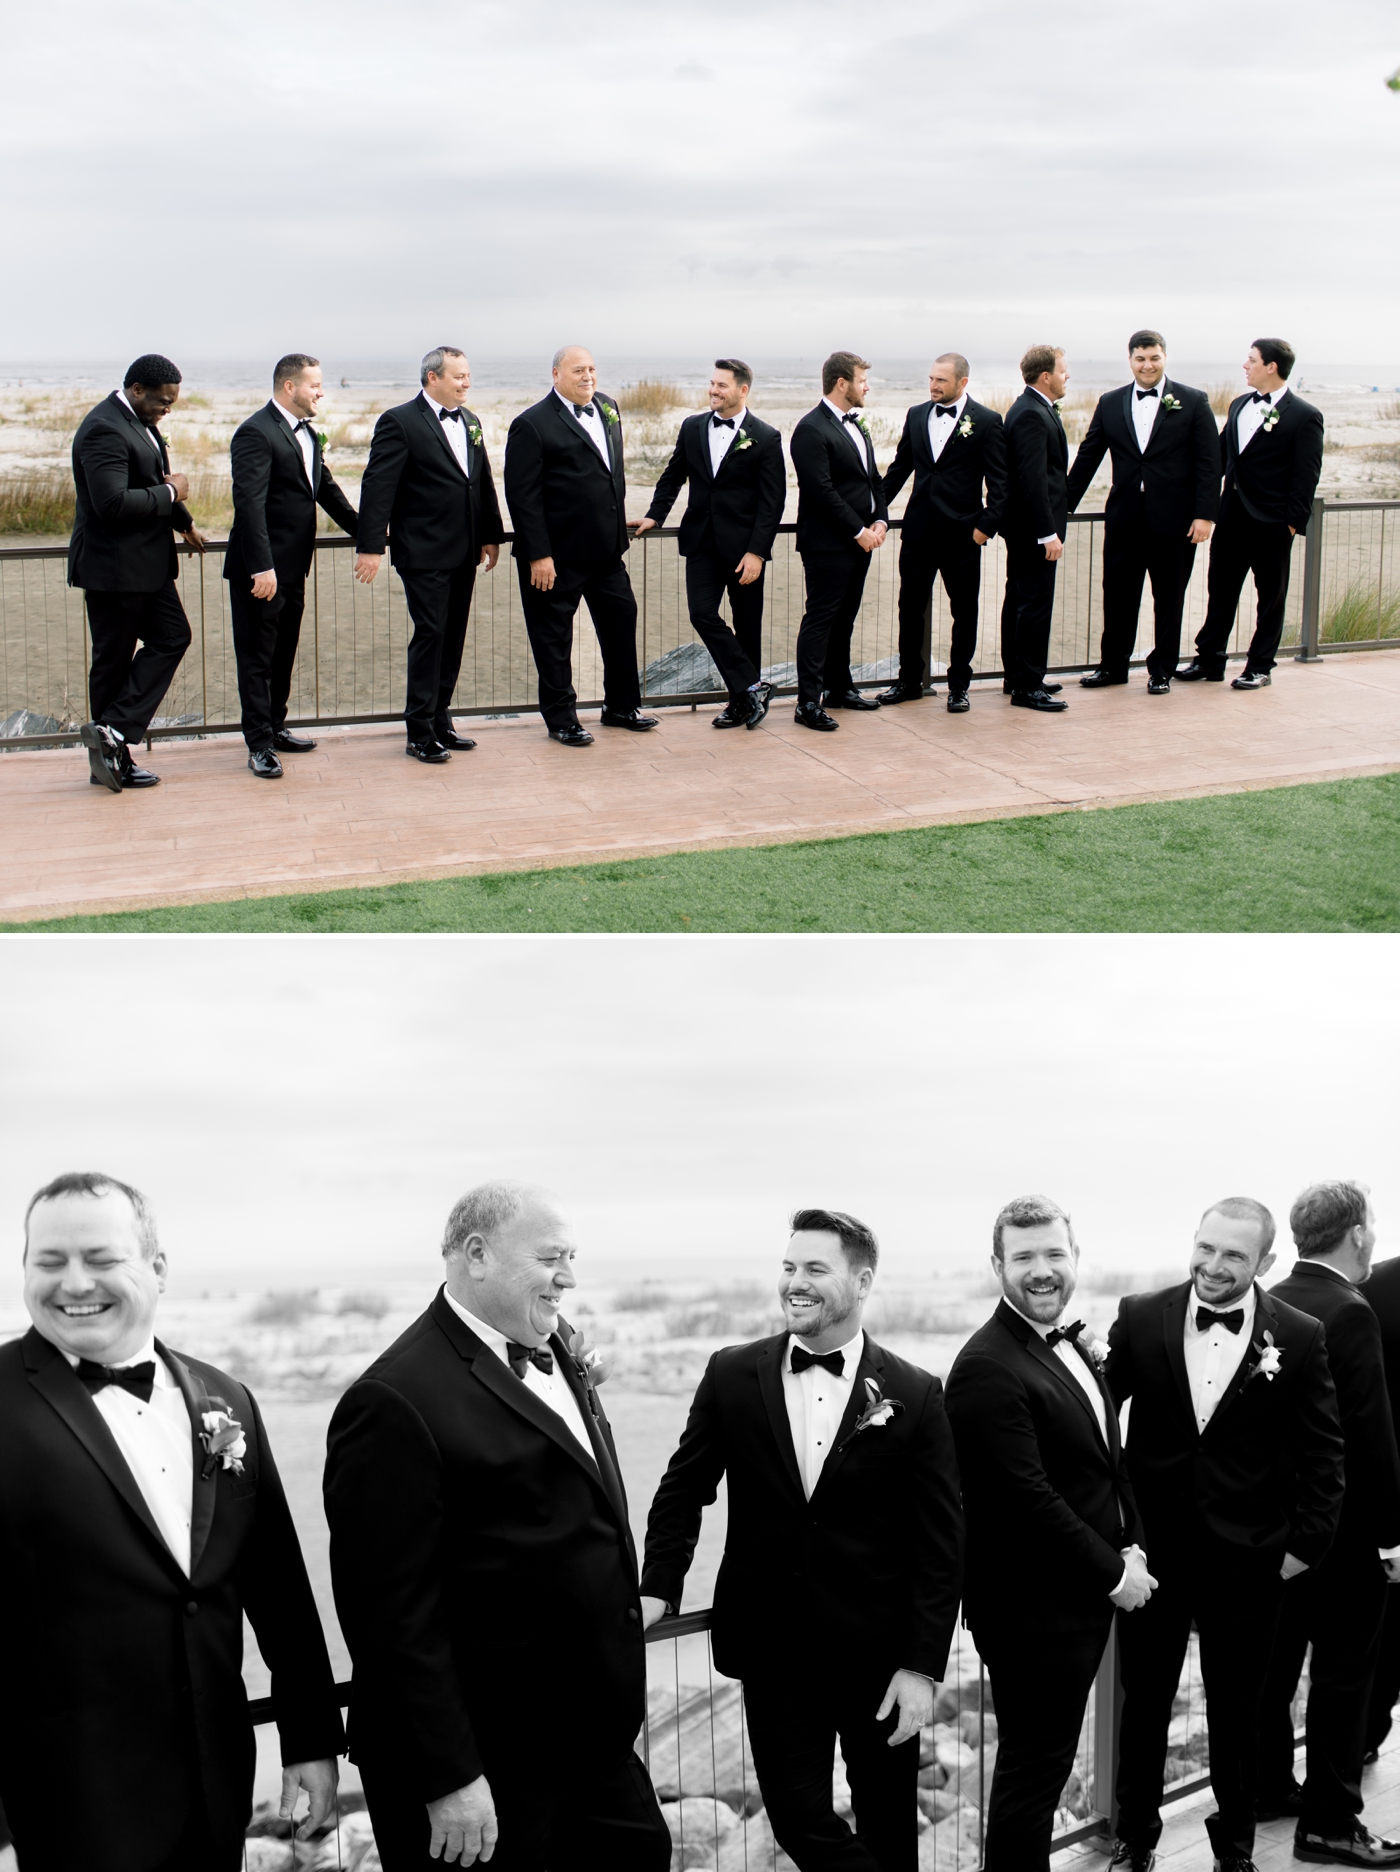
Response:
[711,415,735,429]
[1044,1319,1086,1349]
[575,402,594,419]
[439,407,462,423]
[842,411,862,424]
[1196,1306,1245,1335]
[791,1345,846,1378]
[1136,387,1159,400]
[506,1341,554,1379]
[934,403,959,417]
[76,1357,156,1403]
[294,418,314,432]
[1251,391,1272,405]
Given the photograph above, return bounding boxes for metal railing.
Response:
[3,501,1395,749]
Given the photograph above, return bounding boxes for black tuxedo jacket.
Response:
[945,1301,1137,1632]
[1269,1260,1400,1553]
[504,392,630,570]
[1105,1280,1344,1568]
[0,1329,343,1872]
[1002,388,1070,544]
[645,410,786,563]
[324,1290,644,1800]
[880,398,1009,541]
[1064,379,1221,535]
[68,392,194,592]
[1366,1257,1400,1421]
[224,402,359,585]
[789,403,890,557]
[355,395,504,571]
[640,1330,963,1684]
[1218,389,1325,533]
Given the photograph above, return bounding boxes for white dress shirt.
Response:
[927,391,968,465]
[272,397,317,488]
[443,1288,596,1461]
[823,396,871,471]
[66,1339,194,1574]
[708,405,749,476]
[781,1328,863,1499]
[116,389,176,503]
[1183,1282,1257,1431]
[556,387,612,467]
[1236,381,1290,452]
[424,389,470,474]
[1131,379,1163,454]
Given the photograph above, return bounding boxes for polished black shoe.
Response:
[712,700,746,729]
[1294,1822,1400,1865]
[248,749,283,779]
[1364,1749,1381,1766]
[794,702,838,732]
[406,737,451,763]
[435,726,478,750]
[1256,1781,1304,1822]
[1081,669,1129,688]
[1010,688,1068,712]
[1005,678,1063,695]
[121,762,160,786]
[1212,1855,1259,1872]
[1176,659,1224,682]
[80,719,125,793]
[743,683,774,729]
[824,688,880,711]
[1147,674,1172,695]
[600,707,658,731]
[1108,1843,1156,1871]
[1232,669,1272,690]
[549,722,594,747]
[272,729,317,753]
[946,689,970,713]
[877,681,925,706]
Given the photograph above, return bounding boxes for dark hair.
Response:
[124,354,181,389]
[24,1170,159,1260]
[992,1194,1077,1262]
[714,358,752,390]
[934,352,970,382]
[1252,338,1295,379]
[1198,1195,1276,1256]
[1128,330,1166,354]
[789,1207,879,1274]
[1020,345,1063,385]
[822,351,870,396]
[1290,1180,1370,1258]
[273,353,319,388]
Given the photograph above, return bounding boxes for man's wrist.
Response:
[1379,1544,1400,1561]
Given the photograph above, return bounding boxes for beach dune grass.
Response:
[616,379,683,417]
[1322,581,1400,643]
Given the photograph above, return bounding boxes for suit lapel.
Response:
[158,1341,218,1575]
[1203,1285,1270,1434]
[113,393,166,477]
[756,1336,807,1499]
[1121,384,1144,459]
[268,403,315,493]
[692,413,715,484]
[1000,1302,1113,1456]
[552,1324,630,1530]
[711,410,751,480]
[812,1334,885,1498]
[419,395,468,479]
[1162,1284,1197,1431]
[554,394,612,476]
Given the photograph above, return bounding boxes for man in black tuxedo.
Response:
[68,354,208,791]
[354,347,504,763]
[325,1180,669,1872]
[0,1171,343,1872]
[1178,339,1325,690]
[877,353,1007,713]
[1000,345,1071,712]
[788,352,891,731]
[503,346,657,746]
[1365,1251,1400,1758]
[1105,1197,1345,1872]
[224,353,359,778]
[1065,330,1221,695]
[946,1194,1153,1872]
[635,358,785,729]
[642,1208,964,1872]
[1257,1182,1400,1868]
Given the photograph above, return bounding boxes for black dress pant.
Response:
[975,1614,1111,1872]
[999,536,1057,693]
[1258,1539,1389,1834]
[84,583,192,742]
[1115,1536,1284,1860]
[228,571,307,750]
[396,561,478,743]
[516,555,642,729]
[895,522,982,691]
[1099,498,1199,678]
[684,547,765,699]
[1194,509,1297,675]
[1367,1584,1400,1753]
[795,548,872,707]
[742,1665,918,1872]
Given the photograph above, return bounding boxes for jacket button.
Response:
[185,1600,199,1617]
[627,1607,640,1622]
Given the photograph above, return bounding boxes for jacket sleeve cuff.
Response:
[639,1564,686,1606]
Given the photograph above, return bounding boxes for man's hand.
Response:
[641,1595,669,1630]
[1044,536,1064,562]
[354,553,382,585]
[1288,525,1297,537]
[870,521,888,546]
[855,527,881,553]
[251,571,278,600]
[1280,1551,1309,1581]
[632,518,657,536]
[876,1669,934,1747]
[1187,519,1214,544]
[972,528,990,546]
[280,1758,339,1839]
[164,471,190,502]
[182,527,208,556]
[428,1777,498,1865]
[735,551,764,586]
[1384,1556,1400,1585]
[480,544,500,572]
[530,557,557,591]
[1110,1545,1158,1612]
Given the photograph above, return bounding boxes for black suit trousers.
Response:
[228,573,306,750]
[896,524,982,690]
[516,557,642,729]
[974,1616,1111,1872]
[1195,510,1296,674]
[1367,1590,1400,1752]
[1258,1540,1388,1833]
[396,563,478,742]
[84,584,192,742]
[742,1666,918,1872]
[684,548,764,699]
[795,549,872,707]
[999,538,1057,692]
[1099,498,1198,677]
[1115,1536,1284,1859]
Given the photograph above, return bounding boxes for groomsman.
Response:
[1065,331,1220,694]
[325,1181,670,1872]
[354,347,504,763]
[635,359,785,729]
[224,354,359,777]
[1365,1252,1400,1758]
[946,1195,1151,1872]
[1104,1198,1345,1872]
[1000,346,1071,712]
[788,353,890,731]
[878,353,1007,712]
[1178,339,1325,689]
[68,355,207,791]
[642,1209,964,1872]
[503,346,657,746]
[0,1171,343,1871]
[1257,1182,1400,1868]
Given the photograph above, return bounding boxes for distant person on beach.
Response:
[999,345,1072,713]
[68,354,208,791]
[635,358,786,729]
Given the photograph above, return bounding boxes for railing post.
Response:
[1094,1619,1123,1836]
[1294,495,1326,662]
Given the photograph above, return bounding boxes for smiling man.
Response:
[641,1208,964,1872]
[0,1171,343,1872]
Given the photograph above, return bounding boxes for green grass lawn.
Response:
[8,773,1400,934]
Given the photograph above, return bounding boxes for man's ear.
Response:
[1255,1251,1277,1283]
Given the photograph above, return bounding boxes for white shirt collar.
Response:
[272,398,307,431]
[1186,1281,1259,1334]
[1251,383,1290,407]
[822,396,860,425]
[785,1327,864,1375]
[62,1335,173,1382]
[442,1285,534,1353]
[555,386,595,417]
[1030,386,1057,407]
[423,389,464,420]
[115,389,163,441]
[932,391,967,417]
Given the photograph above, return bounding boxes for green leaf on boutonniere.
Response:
[957,416,974,438]
[316,430,329,451]
[734,430,753,451]
[603,404,620,426]
[467,423,483,448]
[1160,394,1181,413]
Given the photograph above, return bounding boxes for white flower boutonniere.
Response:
[1261,406,1282,433]
[1247,1330,1284,1383]
[1160,394,1182,413]
[957,416,974,439]
[603,403,621,427]
[467,422,483,449]
[1074,1327,1110,1372]
[315,429,330,452]
[733,429,753,451]
[837,1377,905,1453]
[199,1402,247,1478]
[856,416,873,438]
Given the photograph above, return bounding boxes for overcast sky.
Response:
[3,0,1398,368]
[1,936,1395,1300]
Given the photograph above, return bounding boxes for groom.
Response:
[641,1208,964,1872]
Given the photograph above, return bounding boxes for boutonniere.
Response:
[957,416,974,438]
[1159,394,1181,413]
[1246,1330,1283,1383]
[856,416,873,438]
[315,430,329,452]
[733,429,753,451]
[198,1399,247,1478]
[1261,406,1281,433]
[1052,400,1065,415]
[1073,1327,1110,1372]
[837,1377,905,1452]
[467,422,483,448]
[603,404,620,427]
[564,1325,611,1420]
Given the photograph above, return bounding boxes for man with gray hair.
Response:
[325,1180,669,1872]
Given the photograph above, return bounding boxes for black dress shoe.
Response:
[1176,659,1224,682]
[794,702,838,731]
[80,720,125,792]
[435,726,478,750]
[1080,669,1129,688]
[1256,1780,1304,1822]
[272,729,317,752]
[712,700,745,728]
[946,689,970,713]
[600,707,658,731]
[549,722,594,746]
[877,681,925,706]
[406,737,451,763]
[1010,688,1069,712]
[744,684,773,729]
[1294,1822,1400,1865]
[1147,674,1172,695]
[1232,669,1272,689]
[117,748,160,787]
[1004,678,1063,695]
[824,688,880,711]
[1107,1844,1157,1871]
[248,749,284,779]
